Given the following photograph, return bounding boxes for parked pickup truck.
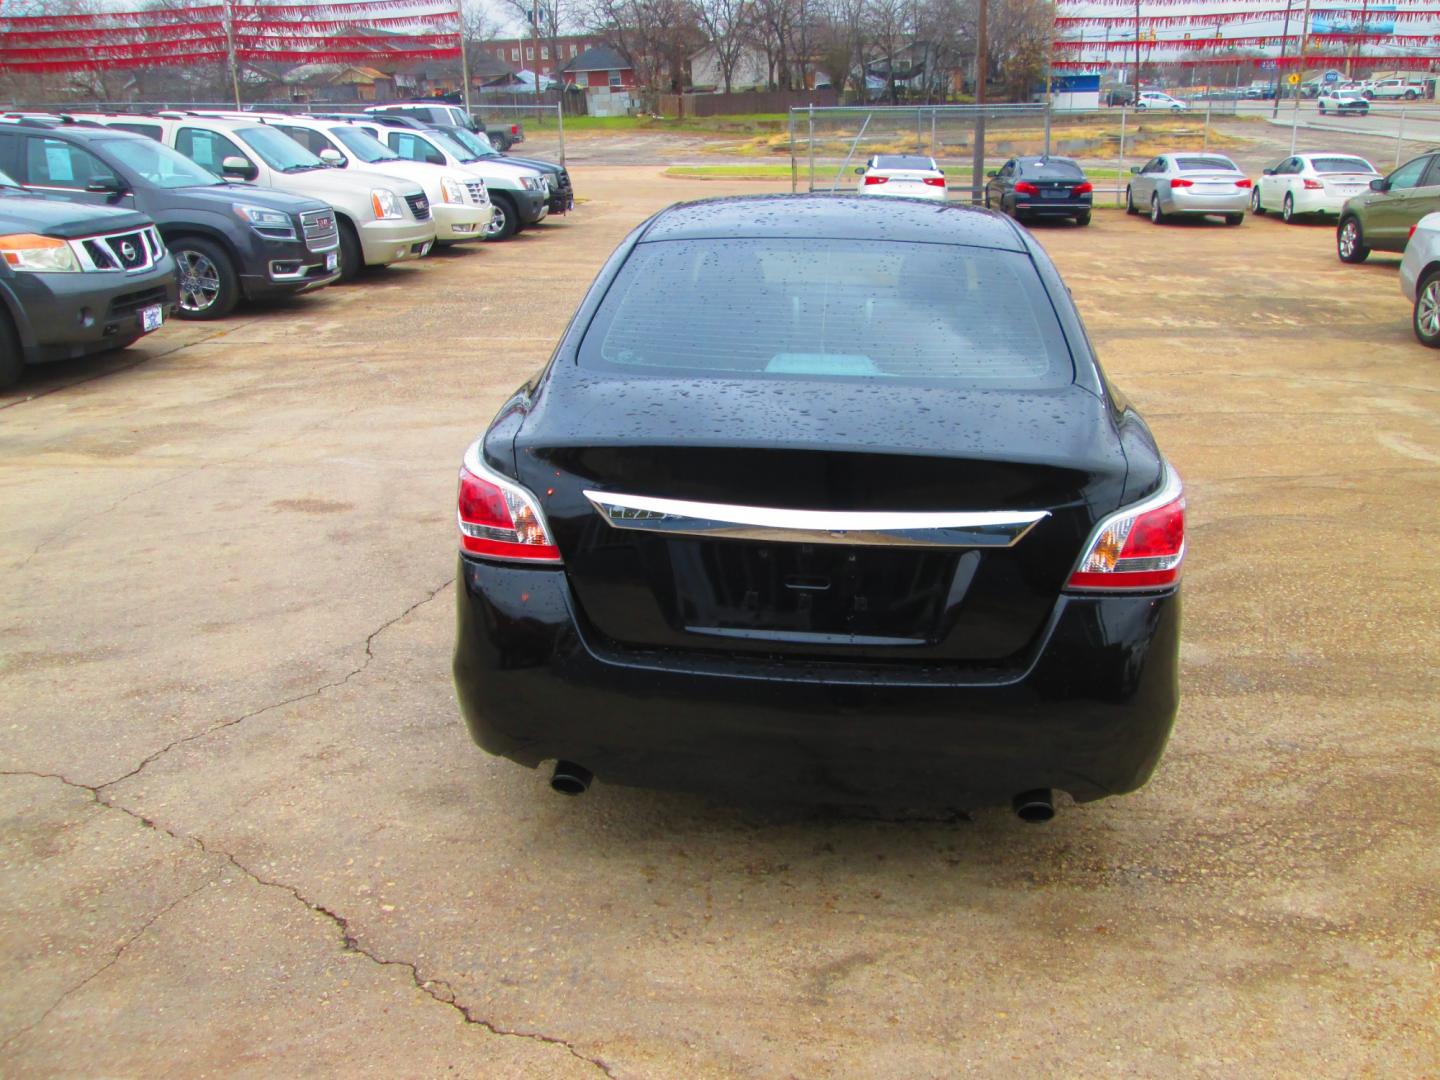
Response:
[363,103,526,151]
[0,115,339,319]
[1367,78,1423,101]
[0,166,177,388]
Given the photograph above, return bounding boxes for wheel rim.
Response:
[177,250,221,313]
[1419,281,1440,337]
[1151,196,1160,222]
[1252,189,1262,211]
[1339,221,1357,256]
[486,203,507,238]
[1283,197,1293,221]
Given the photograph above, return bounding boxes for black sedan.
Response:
[451,195,1183,818]
[985,156,1094,226]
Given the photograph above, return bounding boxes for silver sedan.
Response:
[1126,153,1252,226]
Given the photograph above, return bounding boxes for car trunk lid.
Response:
[514,376,1128,666]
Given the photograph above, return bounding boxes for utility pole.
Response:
[458,0,472,113]
[224,0,241,109]
[1134,0,1141,87]
[1273,0,1293,119]
[969,0,988,204]
[1290,0,1314,154]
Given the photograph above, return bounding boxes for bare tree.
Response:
[692,0,751,93]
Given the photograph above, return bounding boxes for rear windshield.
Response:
[579,238,1073,387]
[1311,156,1375,174]
[874,155,934,170]
[1021,158,1083,178]
[1177,156,1238,172]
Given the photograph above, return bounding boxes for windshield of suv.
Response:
[441,127,500,158]
[331,126,402,163]
[581,238,1073,386]
[99,137,224,188]
[236,126,326,172]
[427,130,481,163]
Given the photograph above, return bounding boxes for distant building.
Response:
[486,33,610,82]
[559,45,635,90]
[689,45,769,92]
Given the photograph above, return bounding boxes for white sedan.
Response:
[855,155,948,201]
[1252,153,1381,222]
[1400,212,1440,346]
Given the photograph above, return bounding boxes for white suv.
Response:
[83,113,435,280]
[240,115,493,246]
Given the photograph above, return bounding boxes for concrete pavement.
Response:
[2,170,1438,1077]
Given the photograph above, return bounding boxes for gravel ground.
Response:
[1,168,1437,1078]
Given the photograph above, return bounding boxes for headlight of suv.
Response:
[440,176,467,204]
[233,203,297,239]
[520,175,544,192]
[0,233,81,273]
[370,188,403,220]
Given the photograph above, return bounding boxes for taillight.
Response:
[510,124,520,135]
[1303,178,1323,189]
[863,175,889,185]
[923,177,946,187]
[1014,181,1038,195]
[1410,224,1418,239]
[457,441,561,563]
[1235,178,1253,188]
[1066,468,1185,592]
[1170,178,1194,188]
[1073,181,1093,195]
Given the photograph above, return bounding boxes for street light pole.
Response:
[969,0,988,204]
[1290,0,1314,155]
[1273,0,1293,119]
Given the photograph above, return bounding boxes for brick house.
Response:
[485,33,609,83]
[559,45,635,89]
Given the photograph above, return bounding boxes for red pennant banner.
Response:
[0,37,227,60]
[241,12,458,31]
[1052,54,1440,68]
[3,49,227,71]
[0,6,223,26]
[0,21,227,42]
[244,1,459,16]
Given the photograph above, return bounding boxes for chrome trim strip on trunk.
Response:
[583,491,1049,548]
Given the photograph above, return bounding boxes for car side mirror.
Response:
[1130,166,1141,174]
[1371,177,1388,192]
[220,155,257,181]
[85,176,124,194]
[318,148,345,167]
[1262,168,1274,176]
[854,166,865,175]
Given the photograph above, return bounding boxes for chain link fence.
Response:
[789,102,1247,207]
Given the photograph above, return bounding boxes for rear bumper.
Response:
[1291,189,1365,216]
[452,557,1182,806]
[1014,197,1093,217]
[1163,190,1250,215]
[5,258,178,365]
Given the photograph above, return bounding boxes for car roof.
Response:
[0,117,149,142]
[639,195,1026,251]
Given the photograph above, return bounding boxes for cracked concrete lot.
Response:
[2,167,1438,1077]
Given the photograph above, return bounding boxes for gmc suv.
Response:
[0,116,338,319]
[0,167,177,387]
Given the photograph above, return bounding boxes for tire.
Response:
[337,218,364,282]
[486,193,519,240]
[1150,193,1166,224]
[0,308,22,390]
[1074,210,1091,226]
[1406,89,1420,100]
[1337,216,1370,263]
[490,133,511,151]
[1363,91,1374,100]
[171,236,239,320]
[1319,104,1326,114]
[1252,187,1266,214]
[1225,213,1244,226]
[1413,268,1440,346]
[1125,185,1137,214]
[1282,193,1296,223]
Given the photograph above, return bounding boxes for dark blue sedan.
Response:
[985,156,1094,226]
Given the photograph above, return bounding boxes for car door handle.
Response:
[584,491,1050,548]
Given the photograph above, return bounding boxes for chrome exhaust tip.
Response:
[550,761,592,796]
[1012,789,1055,823]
